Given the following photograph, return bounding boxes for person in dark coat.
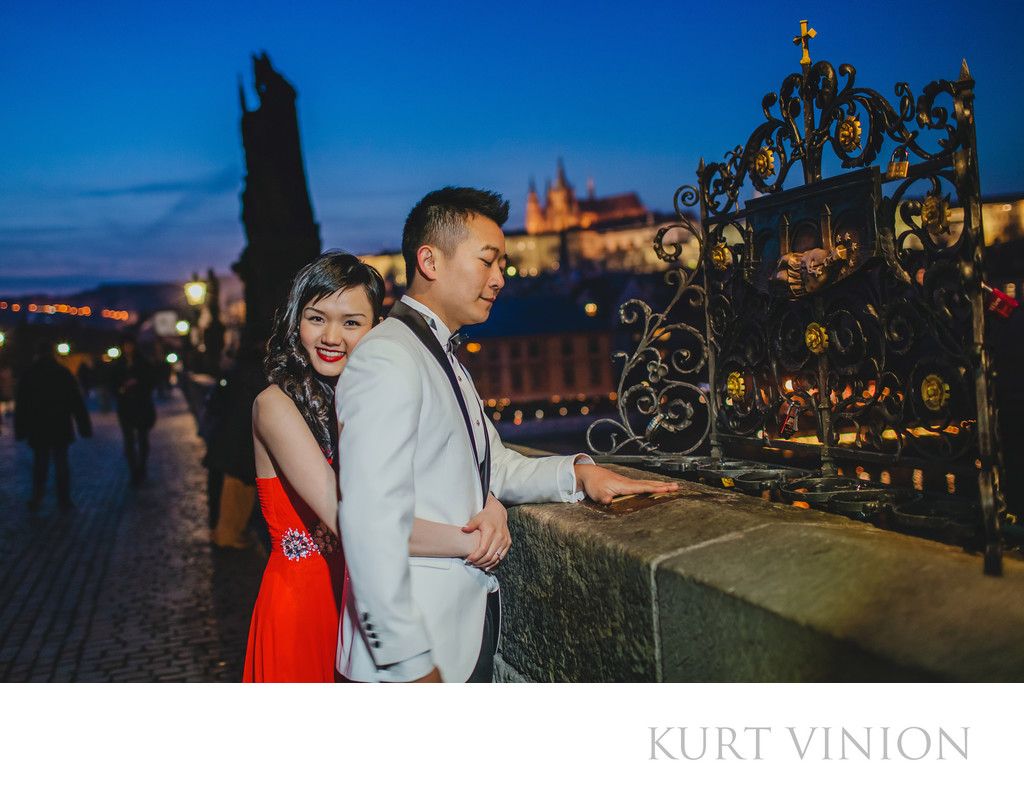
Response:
[201,346,266,548]
[109,334,157,484]
[14,340,93,511]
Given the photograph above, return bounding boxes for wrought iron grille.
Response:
[587,23,1009,574]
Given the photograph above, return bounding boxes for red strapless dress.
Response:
[242,476,344,682]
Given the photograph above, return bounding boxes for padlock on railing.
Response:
[778,400,798,438]
[982,282,1019,319]
[885,146,909,180]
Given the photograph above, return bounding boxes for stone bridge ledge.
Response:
[494,454,1024,682]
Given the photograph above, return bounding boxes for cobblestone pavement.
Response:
[0,389,267,682]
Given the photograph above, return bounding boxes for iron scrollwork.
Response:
[589,24,1006,573]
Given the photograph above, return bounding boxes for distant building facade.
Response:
[459,296,615,405]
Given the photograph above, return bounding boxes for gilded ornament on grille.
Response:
[837,116,862,151]
[920,373,950,412]
[726,372,746,399]
[753,147,776,179]
[804,322,829,354]
[921,192,951,236]
[710,243,731,271]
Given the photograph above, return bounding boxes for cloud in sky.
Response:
[81,167,239,199]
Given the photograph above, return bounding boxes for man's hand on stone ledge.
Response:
[573,463,679,505]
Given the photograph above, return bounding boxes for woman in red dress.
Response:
[243,252,509,682]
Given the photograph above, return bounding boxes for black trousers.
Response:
[32,444,70,505]
[466,590,501,683]
[121,424,150,477]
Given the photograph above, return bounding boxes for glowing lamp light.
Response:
[466,342,482,354]
[584,303,597,316]
[57,343,70,355]
[0,332,5,346]
[175,320,191,335]
[506,266,518,277]
[166,353,179,364]
[107,347,121,359]
[184,281,208,306]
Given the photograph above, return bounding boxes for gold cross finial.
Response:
[794,19,816,66]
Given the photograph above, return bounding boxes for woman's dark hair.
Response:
[265,251,386,457]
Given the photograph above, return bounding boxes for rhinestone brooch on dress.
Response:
[281,528,320,561]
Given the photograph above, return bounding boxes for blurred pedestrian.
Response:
[201,343,266,548]
[14,340,93,511]
[109,334,157,484]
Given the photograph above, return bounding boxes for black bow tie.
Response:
[446,331,464,355]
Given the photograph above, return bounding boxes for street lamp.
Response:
[175,320,191,335]
[57,342,71,355]
[184,279,207,307]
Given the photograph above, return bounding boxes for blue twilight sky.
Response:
[2,0,1023,296]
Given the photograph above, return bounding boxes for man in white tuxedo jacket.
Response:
[335,187,676,682]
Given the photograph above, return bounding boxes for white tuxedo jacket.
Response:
[335,314,581,682]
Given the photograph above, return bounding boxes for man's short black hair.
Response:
[401,187,509,284]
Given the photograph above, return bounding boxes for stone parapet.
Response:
[494,456,1024,682]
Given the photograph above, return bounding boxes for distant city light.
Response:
[107,347,121,359]
[584,303,597,316]
[166,353,179,364]
[57,343,70,355]
[175,320,191,335]
[535,410,544,420]
[506,266,517,277]
[466,342,482,354]
[0,332,5,347]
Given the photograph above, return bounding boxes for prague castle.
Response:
[525,159,648,234]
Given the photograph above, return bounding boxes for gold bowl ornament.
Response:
[726,372,747,400]
[753,147,776,180]
[804,322,829,354]
[837,116,862,152]
[920,373,950,412]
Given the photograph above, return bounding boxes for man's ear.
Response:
[416,245,439,282]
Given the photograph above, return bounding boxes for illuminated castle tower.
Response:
[525,159,647,234]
